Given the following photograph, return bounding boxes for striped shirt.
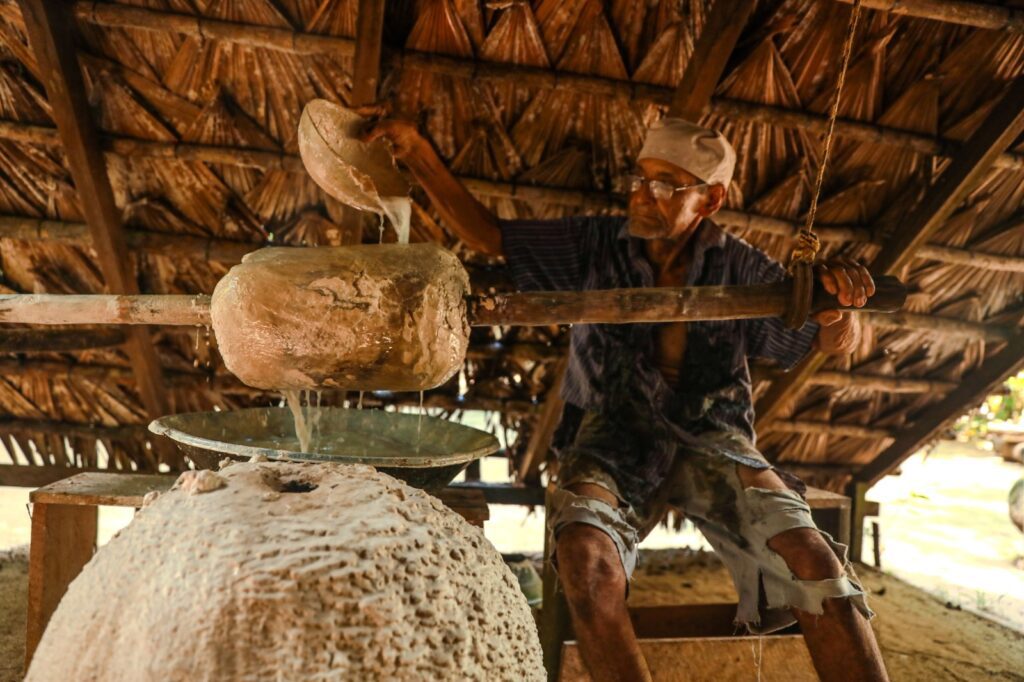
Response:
[501,215,818,498]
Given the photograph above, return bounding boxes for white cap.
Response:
[637,118,736,188]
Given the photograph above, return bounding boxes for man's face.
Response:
[627,158,721,240]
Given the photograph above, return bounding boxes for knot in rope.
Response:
[788,230,821,273]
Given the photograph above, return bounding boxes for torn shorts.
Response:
[547,415,874,634]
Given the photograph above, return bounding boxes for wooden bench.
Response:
[25,471,489,669]
[540,485,853,680]
[559,604,816,681]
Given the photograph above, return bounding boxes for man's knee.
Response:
[556,523,626,618]
[768,527,844,581]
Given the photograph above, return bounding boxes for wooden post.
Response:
[848,481,870,563]
[540,486,572,681]
[17,0,170,439]
[25,502,97,669]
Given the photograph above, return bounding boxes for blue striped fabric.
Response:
[500,215,818,452]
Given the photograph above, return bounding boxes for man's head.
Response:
[627,118,735,240]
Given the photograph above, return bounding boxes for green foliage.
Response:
[954,371,1024,439]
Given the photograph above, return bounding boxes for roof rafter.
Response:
[755,76,1024,432]
[67,2,1024,171]
[834,0,1024,31]
[15,0,170,434]
[854,332,1024,488]
[668,0,757,121]
[5,116,1024,272]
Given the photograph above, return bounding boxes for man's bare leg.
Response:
[737,466,889,682]
[555,483,651,682]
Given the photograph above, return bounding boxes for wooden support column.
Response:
[755,76,1024,430]
[517,359,566,484]
[668,0,757,120]
[16,0,170,441]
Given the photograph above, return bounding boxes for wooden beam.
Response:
[767,419,894,441]
[67,3,1024,171]
[872,78,1024,276]
[756,77,1024,430]
[751,366,959,393]
[350,0,387,106]
[855,332,1024,487]
[0,214,260,263]
[834,0,1024,31]
[0,464,107,488]
[0,418,145,441]
[0,328,126,352]
[449,481,546,506]
[516,358,565,483]
[4,119,1024,273]
[17,0,169,429]
[668,0,757,121]
[864,311,1016,342]
[334,0,388,246]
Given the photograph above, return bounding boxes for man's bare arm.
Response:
[364,120,502,257]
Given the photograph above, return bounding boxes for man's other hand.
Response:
[813,257,875,354]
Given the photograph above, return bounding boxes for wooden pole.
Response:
[17,0,170,429]
[0,294,212,326]
[469,276,906,327]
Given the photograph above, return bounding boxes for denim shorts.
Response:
[547,413,873,634]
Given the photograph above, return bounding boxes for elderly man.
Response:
[369,118,889,681]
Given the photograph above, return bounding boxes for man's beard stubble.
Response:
[627,191,704,241]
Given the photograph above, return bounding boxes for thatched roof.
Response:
[0,0,1021,494]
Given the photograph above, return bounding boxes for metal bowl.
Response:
[149,407,499,491]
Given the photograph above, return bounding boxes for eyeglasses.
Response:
[625,175,708,201]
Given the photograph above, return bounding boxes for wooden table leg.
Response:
[25,502,97,671]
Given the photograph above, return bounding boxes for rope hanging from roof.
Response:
[784,0,864,329]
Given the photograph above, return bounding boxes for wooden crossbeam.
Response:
[751,366,958,394]
[16,0,170,433]
[7,117,1024,271]
[767,419,894,441]
[834,0,1024,31]
[668,0,757,121]
[67,2,1024,171]
[0,418,145,441]
[755,77,1024,431]
[855,332,1024,488]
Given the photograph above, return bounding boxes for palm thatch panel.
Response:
[0,0,1019,492]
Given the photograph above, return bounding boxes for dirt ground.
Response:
[2,545,1020,681]
[630,548,1024,681]
[0,548,25,682]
